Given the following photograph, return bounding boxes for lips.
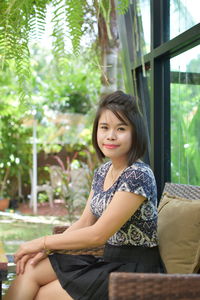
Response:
[103,144,119,149]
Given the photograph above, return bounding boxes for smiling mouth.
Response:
[103,144,119,149]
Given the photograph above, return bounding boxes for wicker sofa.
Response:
[109,272,200,299]
[0,242,8,300]
[53,182,200,299]
[1,182,200,299]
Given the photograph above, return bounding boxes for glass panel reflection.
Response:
[170,0,200,39]
[137,0,150,54]
[170,45,200,185]
[130,0,150,58]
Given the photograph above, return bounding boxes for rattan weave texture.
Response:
[53,226,105,256]
[109,272,200,300]
[162,182,200,200]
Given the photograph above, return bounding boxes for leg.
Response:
[3,257,56,300]
[35,279,73,300]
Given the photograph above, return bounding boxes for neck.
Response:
[111,159,128,171]
[110,162,126,185]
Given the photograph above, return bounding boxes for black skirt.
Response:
[49,244,165,300]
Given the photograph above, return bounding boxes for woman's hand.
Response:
[14,237,44,263]
[16,252,47,275]
[16,253,35,275]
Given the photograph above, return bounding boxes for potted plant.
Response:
[0,167,10,211]
[0,195,10,211]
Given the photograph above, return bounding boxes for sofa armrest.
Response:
[52,226,105,256]
[109,272,200,300]
[0,241,8,300]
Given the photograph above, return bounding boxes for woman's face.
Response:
[97,109,133,162]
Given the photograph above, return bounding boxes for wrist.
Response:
[43,236,52,255]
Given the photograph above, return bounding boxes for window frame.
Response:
[116,0,200,198]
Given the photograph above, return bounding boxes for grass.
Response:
[0,217,55,253]
[0,218,53,296]
[0,214,62,296]
[2,272,16,296]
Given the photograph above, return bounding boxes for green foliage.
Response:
[0,219,53,253]
[29,0,49,39]
[52,156,94,222]
[0,0,88,100]
[66,0,85,56]
[37,192,49,203]
[116,0,129,15]
[0,0,129,100]
[0,114,32,197]
[171,83,200,185]
[51,0,66,68]
[99,0,112,40]
[0,0,35,101]
[0,42,101,200]
[29,45,101,114]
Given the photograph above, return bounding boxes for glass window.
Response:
[137,0,150,54]
[145,64,151,95]
[170,0,200,39]
[130,0,150,57]
[170,45,200,185]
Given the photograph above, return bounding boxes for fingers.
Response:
[16,254,35,275]
[15,252,46,275]
[30,252,47,266]
[14,238,43,262]
[14,237,48,275]
[14,244,29,263]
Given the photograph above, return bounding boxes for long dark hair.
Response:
[92,90,148,166]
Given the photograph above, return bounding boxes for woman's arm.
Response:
[47,191,145,249]
[15,191,145,261]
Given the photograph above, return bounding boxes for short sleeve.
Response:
[117,165,156,200]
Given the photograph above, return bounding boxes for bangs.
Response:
[109,108,130,126]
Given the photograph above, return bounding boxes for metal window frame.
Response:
[116,0,200,198]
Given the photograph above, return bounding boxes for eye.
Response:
[118,127,126,131]
[99,125,108,130]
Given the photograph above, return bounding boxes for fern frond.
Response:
[0,0,50,102]
[0,2,16,62]
[29,0,49,41]
[66,0,85,55]
[116,0,129,15]
[51,0,67,70]
[15,40,31,105]
[0,0,32,101]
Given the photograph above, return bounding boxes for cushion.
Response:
[158,193,200,273]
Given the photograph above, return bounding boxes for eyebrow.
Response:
[99,122,128,126]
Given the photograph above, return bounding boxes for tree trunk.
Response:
[0,167,10,197]
[97,0,122,96]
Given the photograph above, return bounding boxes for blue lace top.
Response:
[90,161,158,247]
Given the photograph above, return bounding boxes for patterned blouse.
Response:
[90,161,158,247]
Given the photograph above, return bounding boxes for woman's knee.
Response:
[20,260,40,281]
[21,257,56,286]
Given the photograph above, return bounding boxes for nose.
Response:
[107,129,116,140]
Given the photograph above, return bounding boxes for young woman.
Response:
[4,91,164,300]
